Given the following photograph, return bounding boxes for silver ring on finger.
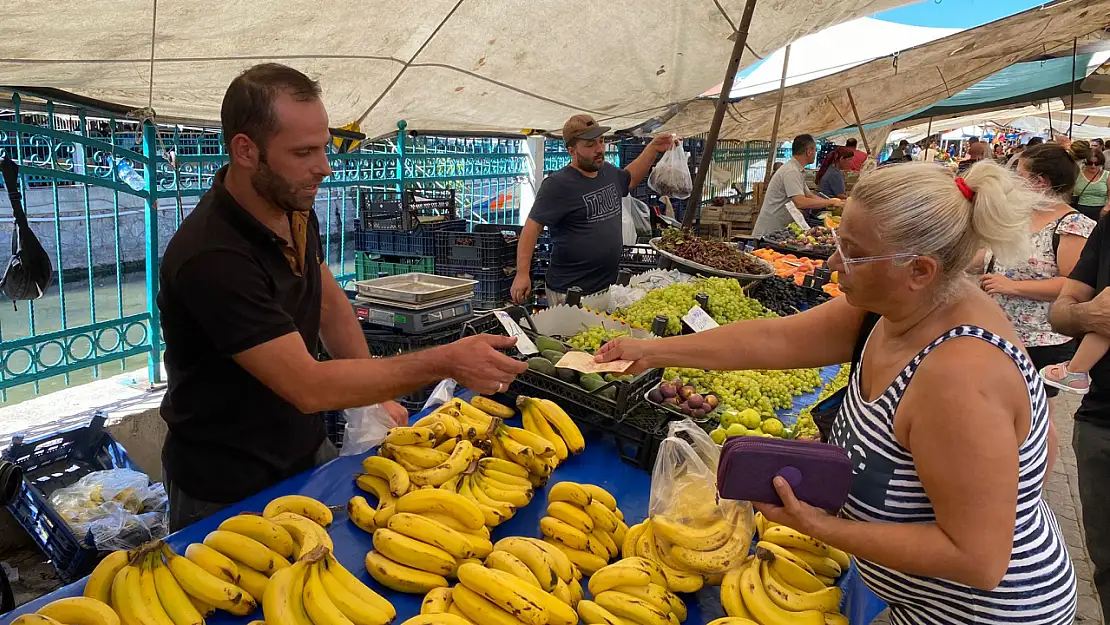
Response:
[497,382,504,393]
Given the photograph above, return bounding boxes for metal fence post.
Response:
[396,120,407,193]
[142,121,162,385]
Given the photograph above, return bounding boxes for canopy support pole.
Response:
[1046,99,1054,137]
[925,117,933,159]
[845,88,871,155]
[763,43,792,184]
[682,0,759,229]
[1069,38,1077,139]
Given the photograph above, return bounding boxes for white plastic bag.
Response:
[48,468,169,551]
[648,144,693,199]
[621,198,638,246]
[648,419,754,575]
[340,404,396,456]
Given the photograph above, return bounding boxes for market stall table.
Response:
[3,393,887,625]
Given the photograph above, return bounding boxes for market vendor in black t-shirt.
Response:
[157,63,527,531]
[510,115,678,305]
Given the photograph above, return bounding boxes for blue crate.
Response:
[355,220,466,257]
[2,415,141,583]
[435,265,515,310]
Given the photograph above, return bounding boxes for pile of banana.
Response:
[715,513,851,625]
[538,482,627,575]
[13,596,119,625]
[412,539,583,625]
[621,519,711,595]
[578,557,688,625]
[262,546,396,625]
[363,489,494,594]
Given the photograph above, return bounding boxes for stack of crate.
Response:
[433,224,521,309]
[352,187,465,279]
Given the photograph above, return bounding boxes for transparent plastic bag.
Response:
[340,403,398,456]
[48,468,168,551]
[648,419,754,575]
[648,144,693,199]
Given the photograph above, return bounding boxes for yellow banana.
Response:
[480,467,535,490]
[579,484,617,511]
[651,514,732,551]
[452,399,496,431]
[421,512,485,537]
[817,574,838,586]
[568,578,584,607]
[668,525,750,575]
[492,537,559,591]
[204,530,290,576]
[435,438,459,454]
[364,550,448,594]
[185,542,240,584]
[486,550,542,588]
[460,475,512,527]
[386,444,449,470]
[163,546,257,615]
[12,616,62,625]
[636,523,702,594]
[263,495,333,527]
[540,516,593,551]
[827,546,851,572]
[542,538,608,576]
[612,584,686,622]
[824,614,849,625]
[373,528,457,576]
[347,496,380,534]
[302,562,354,625]
[756,542,817,574]
[458,562,578,625]
[521,401,568,462]
[471,396,515,419]
[404,613,472,625]
[613,520,628,547]
[111,565,151,625]
[188,597,214,618]
[37,597,121,625]
[590,530,619,560]
[762,525,830,558]
[449,584,528,625]
[388,512,475,559]
[260,559,310,625]
[706,619,759,625]
[764,550,826,593]
[150,554,204,625]
[218,514,297,558]
[395,489,485,532]
[576,600,626,625]
[519,537,576,583]
[137,555,177,625]
[361,456,411,497]
[588,564,651,595]
[320,554,395,624]
[761,561,842,613]
[721,566,750,619]
[593,591,671,625]
[474,473,532,507]
[584,501,619,534]
[384,426,438,447]
[83,549,134,605]
[408,440,476,487]
[494,427,535,461]
[552,578,573,606]
[478,457,530,479]
[269,512,334,558]
[785,548,842,579]
[622,521,646,559]
[413,411,462,439]
[421,587,452,615]
[609,557,667,588]
[225,559,268,607]
[458,531,495,560]
[739,561,823,625]
[503,425,556,458]
[546,501,594,533]
[549,481,593,506]
[534,399,585,454]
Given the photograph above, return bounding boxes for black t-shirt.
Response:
[1069,216,1110,424]
[529,163,631,294]
[158,167,325,504]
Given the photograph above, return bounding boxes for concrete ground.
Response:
[0,386,1105,623]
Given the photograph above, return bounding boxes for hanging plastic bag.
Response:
[648,419,754,575]
[626,195,653,237]
[621,197,638,246]
[340,404,397,456]
[648,144,693,199]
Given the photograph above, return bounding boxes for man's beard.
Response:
[576,154,604,172]
[251,158,314,212]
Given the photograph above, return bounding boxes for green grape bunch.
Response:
[567,326,630,354]
[665,365,823,418]
[793,363,851,439]
[613,277,776,336]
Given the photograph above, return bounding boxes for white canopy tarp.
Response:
[660,0,1110,142]
[888,100,1110,143]
[0,0,911,138]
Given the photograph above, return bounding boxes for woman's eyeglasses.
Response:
[831,228,919,274]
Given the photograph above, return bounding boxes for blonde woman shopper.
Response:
[598,161,1076,624]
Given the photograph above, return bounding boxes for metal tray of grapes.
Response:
[648,237,774,283]
[644,380,722,427]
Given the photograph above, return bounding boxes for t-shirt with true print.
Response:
[530,162,631,294]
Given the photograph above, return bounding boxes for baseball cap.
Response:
[562,114,611,143]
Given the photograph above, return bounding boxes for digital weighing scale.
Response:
[352,273,478,334]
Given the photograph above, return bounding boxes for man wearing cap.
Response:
[511,115,677,305]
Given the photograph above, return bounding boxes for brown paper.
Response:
[554,351,633,375]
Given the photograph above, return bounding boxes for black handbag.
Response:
[813,312,880,442]
[0,157,53,308]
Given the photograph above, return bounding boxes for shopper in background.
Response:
[751,134,842,236]
[509,116,676,305]
[1073,149,1109,221]
[599,160,1076,624]
[958,141,988,174]
[885,139,912,163]
[158,63,528,530]
[816,146,854,199]
[844,138,868,171]
[980,143,1094,398]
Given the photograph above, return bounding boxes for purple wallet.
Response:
[717,437,852,511]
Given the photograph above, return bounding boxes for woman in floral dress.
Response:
[981,143,1096,394]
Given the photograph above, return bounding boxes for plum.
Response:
[660,383,677,399]
[705,395,720,409]
[681,404,694,416]
[692,408,707,419]
[679,385,696,401]
[648,388,664,403]
[663,396,680,406]
[687,394,704,410]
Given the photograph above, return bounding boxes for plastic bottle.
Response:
[114,159,146,191]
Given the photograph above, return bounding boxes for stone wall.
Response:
[0,185,359,273]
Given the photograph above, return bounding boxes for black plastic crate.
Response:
[435,224,521,269]
[354,220,466,257]
[435,265,515,310]
[2,415,143,583]
[619,244,660,273]
[357,188,457,231]
[324,385,435,449]
[363,322,472,358]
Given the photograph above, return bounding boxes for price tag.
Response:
[682,305,719,333]
[492,311,538,355]
[553,351,633,375]
[784,201,810,230]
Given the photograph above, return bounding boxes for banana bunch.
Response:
[755,513,850,586]
[621,520,706,594]
[15,597,119,625]
[515,397,585,482]
[82,541,258,625]
[537,482,627,576]
[364,489,493,594]
[579,557,688,625]
[262,547,395,625]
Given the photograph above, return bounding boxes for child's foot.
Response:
[1040,363,1090,395]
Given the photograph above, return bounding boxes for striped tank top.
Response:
[829,324,1077,624]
